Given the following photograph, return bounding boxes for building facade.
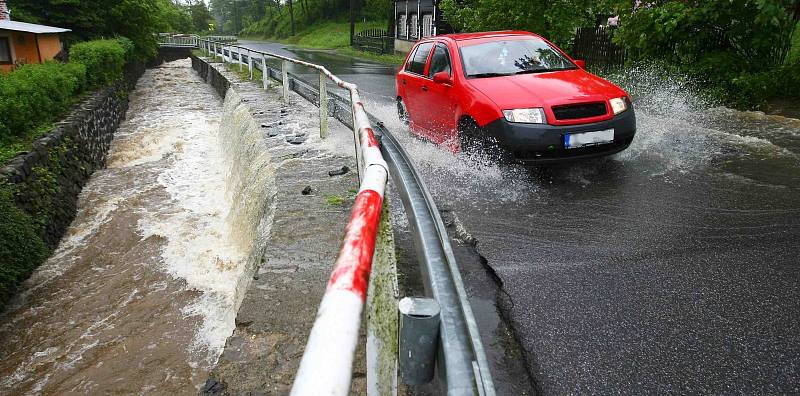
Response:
[393,0,451,54]
[0,0,70,73]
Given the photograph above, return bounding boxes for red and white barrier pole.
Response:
[290,88,389,395]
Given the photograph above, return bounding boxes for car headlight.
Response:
[609,97,628,115]
[502,108,546,124]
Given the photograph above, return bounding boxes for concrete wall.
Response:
[394,38,415,56]
[0,63,145,248]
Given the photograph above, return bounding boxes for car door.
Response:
[398,42,434,135]
[418,43,457,144]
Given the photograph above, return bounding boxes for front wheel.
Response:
[458,118,509,162]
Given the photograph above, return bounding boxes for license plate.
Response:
[564,129,615,149]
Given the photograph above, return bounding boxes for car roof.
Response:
[436,31,541,42]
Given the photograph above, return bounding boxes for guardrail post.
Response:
[261,55,270,88]
[351,100,364,180]
[281,60,290,103]
[319,72,328,139]
[238,47,243,72]
[398,297,440,385]
[248,49,254,80]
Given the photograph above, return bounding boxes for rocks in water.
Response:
[285,133,307,145]
[260,121,282,128]
[301,186,313,195]
[199,378,226,395]
[328,166,350,177]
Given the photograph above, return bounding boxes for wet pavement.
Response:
[240,41,800,394]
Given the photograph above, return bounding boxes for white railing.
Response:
[198,37,390,395]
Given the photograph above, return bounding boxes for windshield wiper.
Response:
[469,72,512,78]
[514,69,554,75]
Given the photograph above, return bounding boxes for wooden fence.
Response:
[571,26,627,69]
[353,29,394,55]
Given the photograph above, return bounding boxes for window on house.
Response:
[0,37,11,64]
[410,14,418,39]
[398,14,407,37]
[422,14,433,38]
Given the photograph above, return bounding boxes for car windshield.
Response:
[459,38,576,78]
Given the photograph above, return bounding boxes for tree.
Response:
[9,0,194,60]
[438,0,609,48]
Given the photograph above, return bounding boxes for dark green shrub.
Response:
[69,39,127,87]
[0,61,86,139]
[0,183,48,310]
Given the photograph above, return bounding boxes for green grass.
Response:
[325,194,346,206]
[241,20,406,66]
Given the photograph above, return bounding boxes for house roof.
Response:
[0,20,70,34]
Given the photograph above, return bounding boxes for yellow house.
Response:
[0,18,71,73]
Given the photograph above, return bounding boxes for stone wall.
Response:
[192,55,231,98]
[0,65,145,248]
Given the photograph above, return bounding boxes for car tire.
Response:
[397,98,410,126]
[458,118,510,162]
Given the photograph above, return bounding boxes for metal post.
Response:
[248,49,253,80]
[268,54,269,91]
[351,99,364,180]
[281,60,290,103]
[398,297,440,385]
[238,47,243,72]
[319,72,328,139]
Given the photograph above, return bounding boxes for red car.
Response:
[395,31,636,163]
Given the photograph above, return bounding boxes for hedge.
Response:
[0,61,86,140]
[0,37,132,142]
[69,38,128,88]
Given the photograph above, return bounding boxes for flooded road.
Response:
[0,59,266,394]
[241,41,800,393]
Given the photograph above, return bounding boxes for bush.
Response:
[69,38,128,87]
[0,61,86,139]
[0,183,48,310]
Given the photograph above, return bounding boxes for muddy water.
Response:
[0,59,268,394]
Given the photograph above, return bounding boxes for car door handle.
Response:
[402,79,406,85]
[421,86,428,92]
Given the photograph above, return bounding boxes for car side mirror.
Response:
[574,59,586,69]
[433,71,453,85]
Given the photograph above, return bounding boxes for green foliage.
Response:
[0,183,49,310]
[12,0,199,61]
[0,61,86,140]
[439,0,613,48]
[69,39,128,88]
[610,0,800,107]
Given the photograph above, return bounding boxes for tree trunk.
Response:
[349,0,355,46]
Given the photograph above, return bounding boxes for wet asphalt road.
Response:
[240,41,800,394]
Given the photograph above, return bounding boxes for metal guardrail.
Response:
[187,36,496,395]
[157,34,237,47]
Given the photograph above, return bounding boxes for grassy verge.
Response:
[241,20,406,66]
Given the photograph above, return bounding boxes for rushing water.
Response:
[0,59,273,394]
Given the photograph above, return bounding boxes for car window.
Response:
[404,46,418,72]
[428,44,451,78]
[406,42,433,76]
[459,38,576,78]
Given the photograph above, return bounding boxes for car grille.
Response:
[552,102,608,120]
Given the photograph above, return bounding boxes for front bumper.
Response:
[483,109,637,163]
